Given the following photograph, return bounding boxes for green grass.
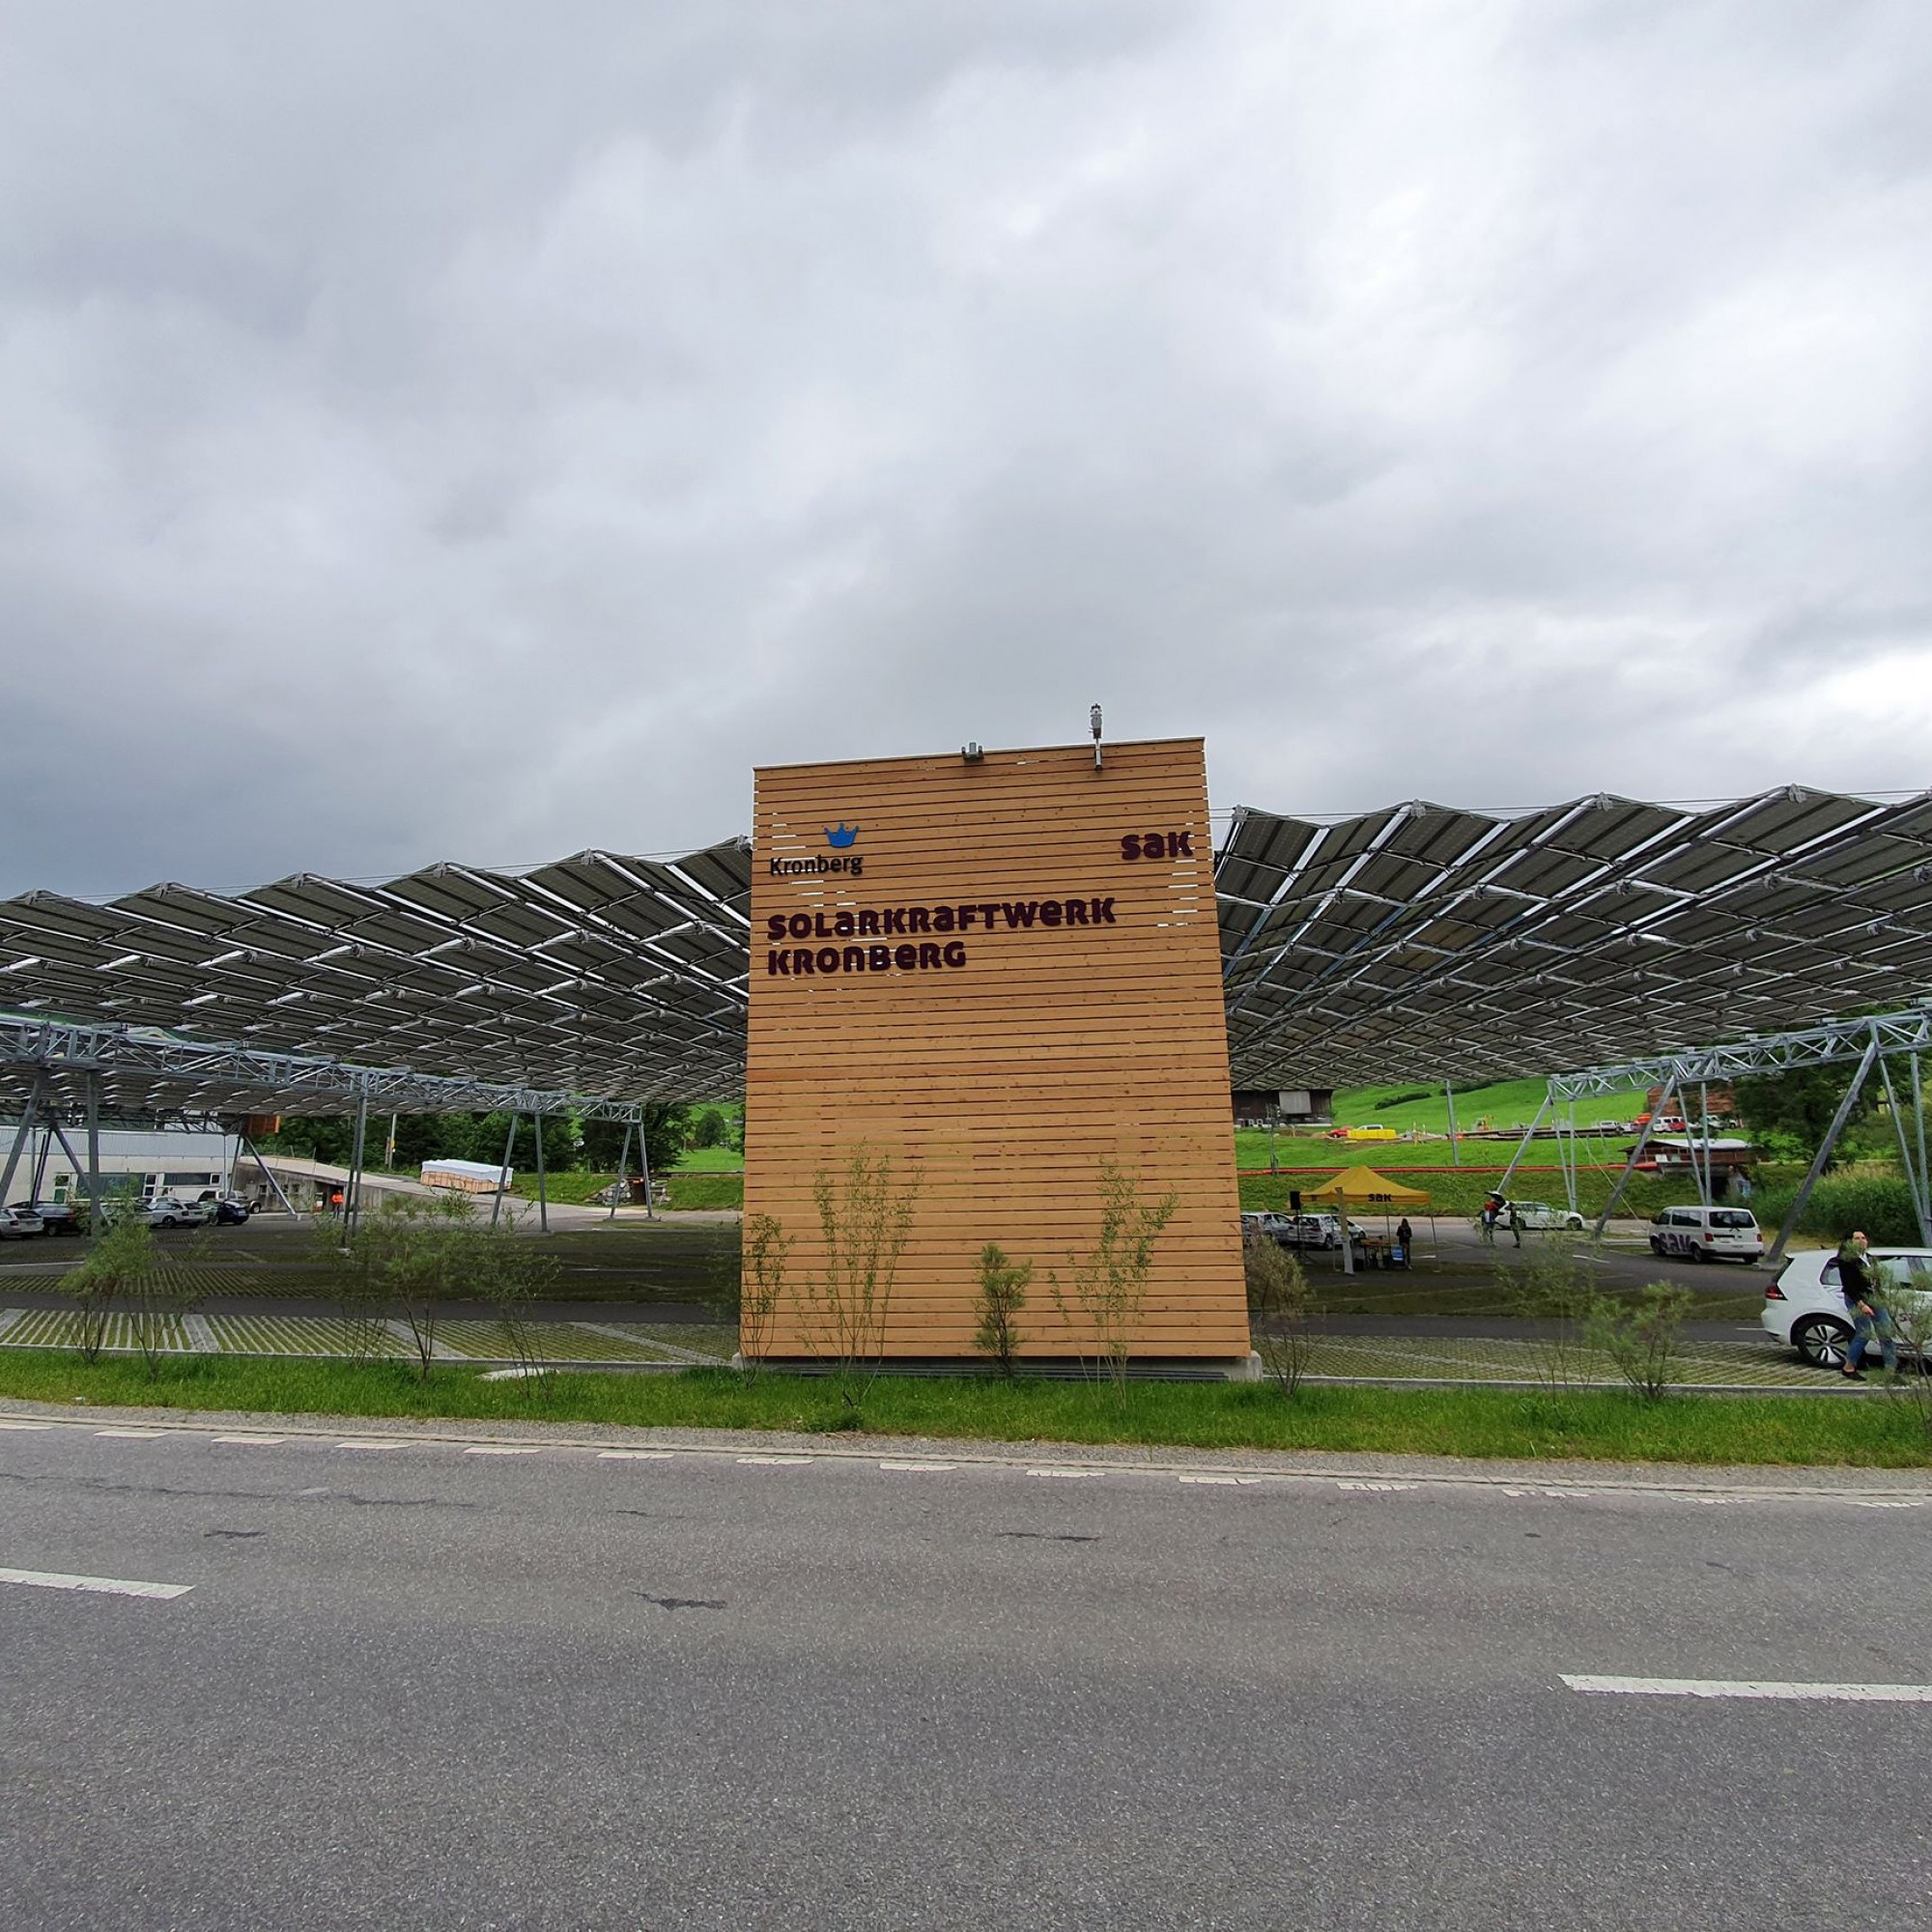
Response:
[666,1173,744,1209]
[671,1147,746,1173]
[3,1351,1928,1468]
[1236,1165,1687,1219]
[1327,1080,1649,1134]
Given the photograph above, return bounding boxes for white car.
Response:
[0,1206,44,1239]
[1760,1247,1932,1367]
[1240,1210,1364,1251]
[1499,1200,1587,1234]
[1648,1205,1764,1263]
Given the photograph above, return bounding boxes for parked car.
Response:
[1499,1200,1587,1234]
[8,1199,79,1235]
[1239,1210,1365,1251]
[0,1206,46,1239]
[1647,1205,1764,1263]
[1762,1247,1932,1367]
[210,1195,253,1225]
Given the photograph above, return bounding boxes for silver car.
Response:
[0,1206,45,1239]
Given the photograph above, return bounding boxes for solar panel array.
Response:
[1217,787,1932,1089]
[0,842,752,1109]
[4,787,1929,1116]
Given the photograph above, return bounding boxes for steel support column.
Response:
[1879,1057,1932,1246]
[491,1114,518,1228]
[1497,1089,1553,1194]
[0,1075,44,1208]
[84,1071,102,1242]
[607,1122,633,1222]
[1593,1072,1678,1238]
[1765,1039,1880,1267]
[534,1112,548,1236]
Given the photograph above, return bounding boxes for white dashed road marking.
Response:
[0,1565,193,1601]
[1563,1675,1932,1703]
[737,1455,812,1466]
[0,1419,53,1431]
[212,1435,286,1445]
[1337,1480,1418,1492]
[880,1461,954,1472]
[1028,1468,1100,1479]
[598,1450,674,1461]
[95,1429,167,1439]
[336,1440,409,1451]
[1179,1474,1264,1486]
[465,1445,542,1457]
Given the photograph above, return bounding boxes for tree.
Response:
[973,1242,1032,1377]
[1732,1067,1874,1165]
[581,1104,690,1181]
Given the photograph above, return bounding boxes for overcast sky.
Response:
[4,1,1929,897]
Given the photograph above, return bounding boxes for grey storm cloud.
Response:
[3,0,1929,895]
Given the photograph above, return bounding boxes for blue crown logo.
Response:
[825,823,860,849]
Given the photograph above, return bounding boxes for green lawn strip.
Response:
[664,1174,744,1209]
[2,1352,1926,1468]
[669,1148,746,1173]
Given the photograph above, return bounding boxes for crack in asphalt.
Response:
[639,1593,725,1612]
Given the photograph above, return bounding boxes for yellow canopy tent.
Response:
[1304,1167,1430,1210]
[1304,1167,1432,1272]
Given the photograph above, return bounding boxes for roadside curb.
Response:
[7,1395,1931,1497]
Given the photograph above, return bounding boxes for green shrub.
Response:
[1750,1174,1922,1246]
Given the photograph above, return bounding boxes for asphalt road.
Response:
[5,1420,1929,1931]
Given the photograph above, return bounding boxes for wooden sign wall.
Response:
[745,737,1248,1364]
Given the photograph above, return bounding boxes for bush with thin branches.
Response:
[1591,1279,1696,1401]
[1050,1162,1179,1393]
[1503,1237,1602,1388]
[1245,1234,1318,1395]
[59,1213,155,1364]
[805,1149,922,1410]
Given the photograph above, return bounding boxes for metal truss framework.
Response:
[1511,1007,1932,1259]
[0,841,752,1104]
[0,1013,648,1124]
[1216,787,1932,1091]
[1548,1009,1932,1101]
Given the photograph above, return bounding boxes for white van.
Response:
[1648,1205,1763,1264]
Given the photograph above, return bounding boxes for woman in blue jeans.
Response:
[1840,1233,1897,1378]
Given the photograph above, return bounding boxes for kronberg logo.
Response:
[770,822,864,877]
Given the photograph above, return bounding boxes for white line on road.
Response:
[335,1440,409,1451]
[1563,1675,1932,1703]
[1028,1467,1101,1478]
[95,1429,167,1439]
[0,1565,193,1601]
[464,1445,543,1456]
[0,1419,53,1431]
[212,1435,286,1445]
[1179,1474,1264,1486]
[880,1460,954,1471]
[737,1455,812,1465]
[1337,1480,1419,1492]
[598,1449,674,1461]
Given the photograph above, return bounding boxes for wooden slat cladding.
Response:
[745,739,1247,1363]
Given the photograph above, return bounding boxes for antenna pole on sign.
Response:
[1090,704,1103,771]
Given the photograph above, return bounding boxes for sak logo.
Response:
[1121,829,1194,861]
[768,821,864,878]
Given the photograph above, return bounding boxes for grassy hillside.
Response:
[1326,1079,1648,1134]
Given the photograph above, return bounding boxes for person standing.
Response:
[1838,1231,1897,1378]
